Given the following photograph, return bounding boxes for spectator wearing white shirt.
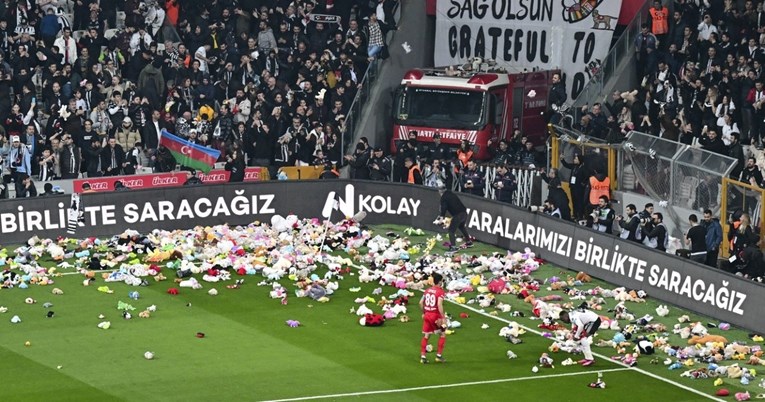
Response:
[697,14,717,41]
[129,25,153,56]
[720,113,740,146]
[195,44,211,74]
[715,95,736,128]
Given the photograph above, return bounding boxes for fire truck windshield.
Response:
[394,87,486,129]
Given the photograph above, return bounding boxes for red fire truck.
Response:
[392,68,559,160]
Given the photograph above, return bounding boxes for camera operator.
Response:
[528,198,561,218]
[638,203,654,232]
[641,212,668,251]
[589,195,615,234]
[616,203,641,242]
[544,198,561,218]
[492,164,517,204]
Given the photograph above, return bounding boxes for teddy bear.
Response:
[727,364,744,379]
[748,356,765,366]
[575,271,591,282]
[687,334,728,345]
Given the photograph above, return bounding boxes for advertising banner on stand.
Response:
[73,172,190,193]
[435,0,624,100]
[198,167,267,184]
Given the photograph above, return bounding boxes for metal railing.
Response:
[572,1,653,112]
[387,159,540,207]
[548,125,739,238]
[618,131,737,237]
[341,61,380,155]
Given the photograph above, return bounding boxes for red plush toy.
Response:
[167,288,179,295]
[488,278,506,294]
[360,313,385,327]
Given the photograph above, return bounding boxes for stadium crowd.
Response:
[0,0,398,194]
[551,0,765,279]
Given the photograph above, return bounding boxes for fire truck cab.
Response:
[392,68,559,160]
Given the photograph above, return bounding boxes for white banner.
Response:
[435,0,624,100]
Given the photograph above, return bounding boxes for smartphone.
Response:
[32,97,36,103]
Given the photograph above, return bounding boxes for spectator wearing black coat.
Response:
[541,167,572,221]
[461,160,485,197]
[738,157,763,187]
[225,142,246,182]
[699,128,728,155]
[367,147,392,181]
[487,139,514,166]
[345,142,370,180]
[560,153,588,220]
[420,133,450,164]
[100,137,125,176]
[492,164,517,204]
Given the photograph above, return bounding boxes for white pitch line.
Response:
[443,296,726,402]
[260,368,631,402]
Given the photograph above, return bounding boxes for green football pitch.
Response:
[0,224,757,402]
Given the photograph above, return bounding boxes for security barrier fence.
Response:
[391,159,542,207]
[548,127,750,245]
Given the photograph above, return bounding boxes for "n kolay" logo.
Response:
[322,184,421,219]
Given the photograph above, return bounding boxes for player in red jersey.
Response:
[419,272,447,363]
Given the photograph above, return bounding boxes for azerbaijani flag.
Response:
[160,129,220,173]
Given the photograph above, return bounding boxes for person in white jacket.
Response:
[228,88,251,124]
[559,308,601,366]
[53,27,77,65]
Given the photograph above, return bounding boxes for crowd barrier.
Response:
[0,180,761,333]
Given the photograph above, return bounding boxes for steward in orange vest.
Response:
[649,2,669,35]
[588,173,610,206]
[405,157,422,184]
